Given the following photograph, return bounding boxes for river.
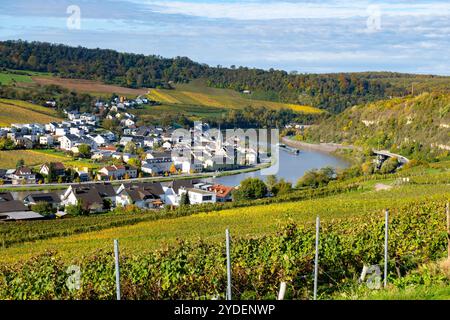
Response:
[211,147,349,186]
[10,148,349,200]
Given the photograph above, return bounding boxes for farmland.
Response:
[1,167,449,263]
[0,197,448,299]
[0,99,62,126]
[147,80,322,114]
[0,149,105,170]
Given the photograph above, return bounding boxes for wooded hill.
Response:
[2,40,450,113]
[303,92,450,161]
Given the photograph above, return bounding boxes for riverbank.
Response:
[281,136,357,153]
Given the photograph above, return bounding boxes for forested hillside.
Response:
[2,40,450,113]
[303,92,450,160]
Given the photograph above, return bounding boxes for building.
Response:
[97,165,137,180]
[10,166,35,185]
[179,187,216,205]
[39,162,66,177]
[60,184,116,212]
[23,192,61,208]
[0,200,43,221]
[208,184,234,202]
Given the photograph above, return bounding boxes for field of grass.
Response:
[0,150,70,169]
[1,177,449,263]
[0,99,62,126]
[147,80,322,114]
[0,72,33,85]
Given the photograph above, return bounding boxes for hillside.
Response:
[0,162,449,299]
[0,98,62,126]
[303,92,450,161]
[2,40,450,113]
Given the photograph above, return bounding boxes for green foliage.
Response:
[0,200,447,300]
[15,159,24,168]
[77,144,91,158]
[65,201,89,217]
[30,201,56,217]
[233,178,268,201]
[296,166,336,188]
[123,142,137,154]
[271,178,293,196]
[305,92,450,161]
[380,157,400,174]
[179,192,190,206]
[0,137,15,150]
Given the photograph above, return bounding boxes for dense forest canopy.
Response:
[1,40,450,113]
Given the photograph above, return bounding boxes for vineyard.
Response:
[146,80,322,114]
[0,98,62,126]
[0,199,448,299]
[0,162,448,299]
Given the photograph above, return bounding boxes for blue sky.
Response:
[0,0,449,74]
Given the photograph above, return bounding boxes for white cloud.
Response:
[134,0,450,21]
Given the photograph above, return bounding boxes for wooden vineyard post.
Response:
[313,216,320,300]
[384,209,389,288]
[447,203,450,260]
[225,229,232,300]
[277,282,286,300]
[114,239,121,300]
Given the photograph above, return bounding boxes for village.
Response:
[0,96,265,221]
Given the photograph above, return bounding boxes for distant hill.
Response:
[2,40,450,113]
[304,92,450,160]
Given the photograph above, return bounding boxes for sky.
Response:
[0,0,449,75]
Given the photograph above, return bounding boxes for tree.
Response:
[16,159,25,168]
[124,141,137,154]
[169,164,177,174]
[179,192,190,206]
[65,200,89,216]
[265,175,278,192]
[380,157,399,174]
[77,144,91,158]
[233,178,268,201]
[127,158,141,168]
[31,201,56,217]
[272,179,293,196]
[46,162,56,183]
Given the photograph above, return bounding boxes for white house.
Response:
[39,135,54,146]
[179,187,216,205]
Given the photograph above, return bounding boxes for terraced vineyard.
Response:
[147,80,322,114]
[0,98,62,126]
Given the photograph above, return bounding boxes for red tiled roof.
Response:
[209,184,234,198]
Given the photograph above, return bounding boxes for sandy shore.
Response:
[281,136,357,153]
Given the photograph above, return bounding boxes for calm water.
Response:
[10,148,349,199]
[211,148,349,186]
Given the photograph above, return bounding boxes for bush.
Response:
[232,178,268,201]
[30,202,56,217]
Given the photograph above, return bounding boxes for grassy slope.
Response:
[1,174,449,263]
[305,92,450,152]
[147,80,322,114]
[0,149,106,169]
[0,98,62,126]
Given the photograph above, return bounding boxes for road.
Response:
[0,163,270,190]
